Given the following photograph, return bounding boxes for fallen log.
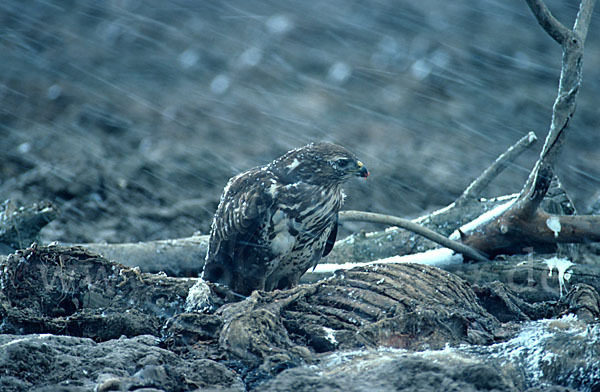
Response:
[53,180,574,279]
[52,195,508,277]
[78,236,208,277]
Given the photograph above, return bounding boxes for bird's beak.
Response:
[355,161,369,178]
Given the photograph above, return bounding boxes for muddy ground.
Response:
[2,0,600,248]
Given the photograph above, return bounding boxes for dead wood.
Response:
[333,130,539,262]
[326,136,575,267]
[77,236,208,277]
[455,131,537,207]
[461,205,600,258]
[339,210,489,262]
[50,195,510,277]
[460,0,597,259]
[45,172,574,278]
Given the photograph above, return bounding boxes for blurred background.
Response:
[1,0,599,244]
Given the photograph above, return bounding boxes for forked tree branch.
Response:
[521,0,594,201]
[462,0,596,258]
[341,0,596,262]
[525,0,571,45]
[525,0,570,44]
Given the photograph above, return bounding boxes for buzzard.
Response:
[201,142,369,295]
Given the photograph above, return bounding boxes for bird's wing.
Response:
[322,212,338,257]
[208,168,275,257]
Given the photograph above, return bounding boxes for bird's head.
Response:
[272,142,369,185]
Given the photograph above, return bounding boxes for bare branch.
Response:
[461,209,600,258]
[524,0,571,44]
[339,210,490,262]
[574,0,596,38]
[519,163,554,217]
[522,0,595,201]
[456,132,537,206]
[527,211,600,244]
[460,0,597,259]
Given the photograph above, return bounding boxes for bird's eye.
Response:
[336,158,352,168]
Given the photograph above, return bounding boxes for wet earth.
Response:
[2,0,600,246]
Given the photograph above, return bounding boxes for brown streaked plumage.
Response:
[201,142,368,296]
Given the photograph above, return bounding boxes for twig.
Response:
[338,210,490,262]
[455,131,537,206]
[524,0,570,44]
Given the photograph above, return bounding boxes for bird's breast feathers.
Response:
[264,181,342,260]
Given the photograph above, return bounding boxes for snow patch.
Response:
[418,344,479,365]
[546,216,561,238]
[314,248,462,274]
[528,131,538,143]
[323,327,337,344]
[185,280,212,312]
[450,199,515,240]
[545,257,574,296]
[286,158,300,170]
[489,314,590,386]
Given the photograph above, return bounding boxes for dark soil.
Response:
[2,0,599,247]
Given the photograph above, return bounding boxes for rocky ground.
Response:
[1,242,599,391]
[1,0,600,391]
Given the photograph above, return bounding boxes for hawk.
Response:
[201,142,369,295]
